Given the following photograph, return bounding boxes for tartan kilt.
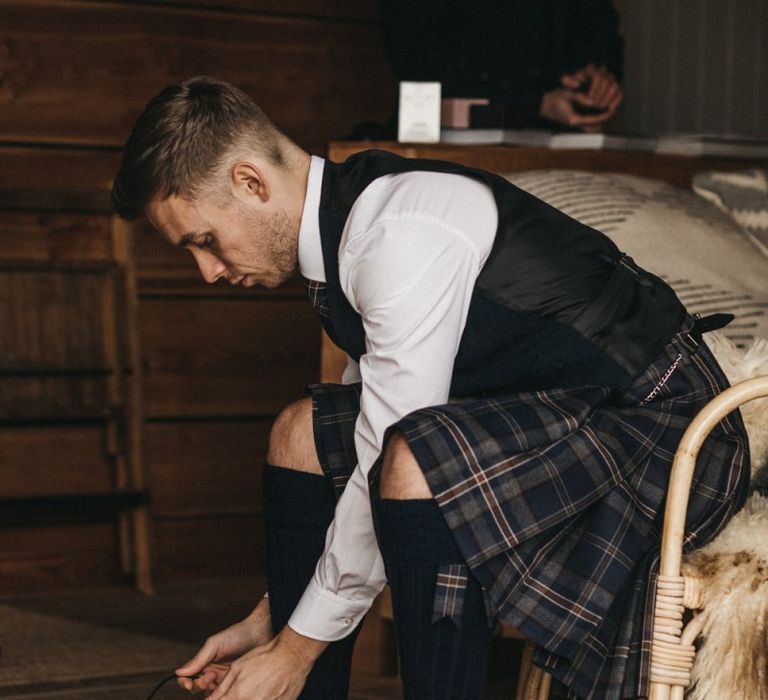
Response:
[308,319,750,699]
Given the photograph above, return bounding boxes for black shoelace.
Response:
[145,673,200,699]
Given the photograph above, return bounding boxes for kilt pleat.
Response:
[308,322,749,699]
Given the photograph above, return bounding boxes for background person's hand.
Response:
[175,596,274,695]
[207,626,329,700]
[561,63,623,114]
[539,87,613,132]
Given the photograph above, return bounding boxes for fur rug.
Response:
[679,333,768,699]
[706,332,768,476]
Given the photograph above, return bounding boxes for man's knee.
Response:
[267,398,323,474]
[379,433,432,500]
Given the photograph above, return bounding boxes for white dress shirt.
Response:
[289,155,498,641]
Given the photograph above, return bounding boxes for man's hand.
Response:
[560,63,623,123]
[176,596,274,695]
[206,626,329,700]
[540,64,623,132]
[539,87,614,131]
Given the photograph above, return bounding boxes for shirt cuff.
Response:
[287,580,371,642]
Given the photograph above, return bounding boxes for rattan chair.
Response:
[516,375,768,700]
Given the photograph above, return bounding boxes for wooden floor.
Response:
[0,576,522,699]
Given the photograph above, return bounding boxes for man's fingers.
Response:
[600,83,620,108]
[176,671,219,695]
[207,667,235,700]
[176,642,219,676]
[174,647,207,676]
[196,670,221,689]
[570,91,595,106]
[561,76,579,89]
[599,90,623,121]
[177,677,195,692]
[595,77,617,106]
[589,74,610,105]
[568,110,611,128]
[561,71,584,89]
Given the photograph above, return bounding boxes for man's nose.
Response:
[193,251,226,284]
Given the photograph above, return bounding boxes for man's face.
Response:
[146,191,298,289]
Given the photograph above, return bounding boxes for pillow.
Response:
[692,168,768,256]
[504,170,768,348]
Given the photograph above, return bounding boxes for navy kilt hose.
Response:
[309,317,749,699]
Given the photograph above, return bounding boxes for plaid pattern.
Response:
[310,381,361,499]
[432,564,469,624]
[305,279,331,320]
[308,320,749,699]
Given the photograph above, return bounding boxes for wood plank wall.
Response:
[0,0,395,590]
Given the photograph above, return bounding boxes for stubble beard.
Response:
[246,207,298,288]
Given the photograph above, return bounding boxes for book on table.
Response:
[548,132,656,151]
[440,128,553,146]
[440,129,657,151]
[655,133,768,158]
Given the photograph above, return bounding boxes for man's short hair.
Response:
[111,76,284,220]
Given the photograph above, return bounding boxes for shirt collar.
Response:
[298,155,326,283]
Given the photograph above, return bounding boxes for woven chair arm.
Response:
[658,376,768,577]
[649,375,768,700]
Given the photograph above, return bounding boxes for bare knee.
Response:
[379,433,432,500]
[267,398,323,475]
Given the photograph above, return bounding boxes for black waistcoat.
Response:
[315,150,686,397]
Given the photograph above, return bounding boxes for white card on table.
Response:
[397,81,441,143]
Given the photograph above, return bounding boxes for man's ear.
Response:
[231,161,270,203]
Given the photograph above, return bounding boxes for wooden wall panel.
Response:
[144,0,378,21]
[145,421,269,514]
[0,426,113,496]
[141,299,320,418]
[0,523,121,590]
[0,0,386,589]
[0,0,395,153]
[0,146,119,213]
[0,212,112,261]
[1,377,107,421]
[154,516,264,580]
[0,271,108,370]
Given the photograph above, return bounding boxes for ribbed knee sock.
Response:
[264,464,361,699]
[374,497,493,700]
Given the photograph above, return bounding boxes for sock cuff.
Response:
[374,497,465,566]
[263,463,336,524]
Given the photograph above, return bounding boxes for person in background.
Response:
[381,0,624,131]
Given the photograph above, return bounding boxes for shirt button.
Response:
[342,617,353,625]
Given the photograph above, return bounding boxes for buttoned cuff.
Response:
[287,580,370,642]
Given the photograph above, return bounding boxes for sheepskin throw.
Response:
[680,333,768,699]
[707,332,768,474]
[682,494,768,700]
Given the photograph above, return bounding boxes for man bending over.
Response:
[112,77,748,699]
